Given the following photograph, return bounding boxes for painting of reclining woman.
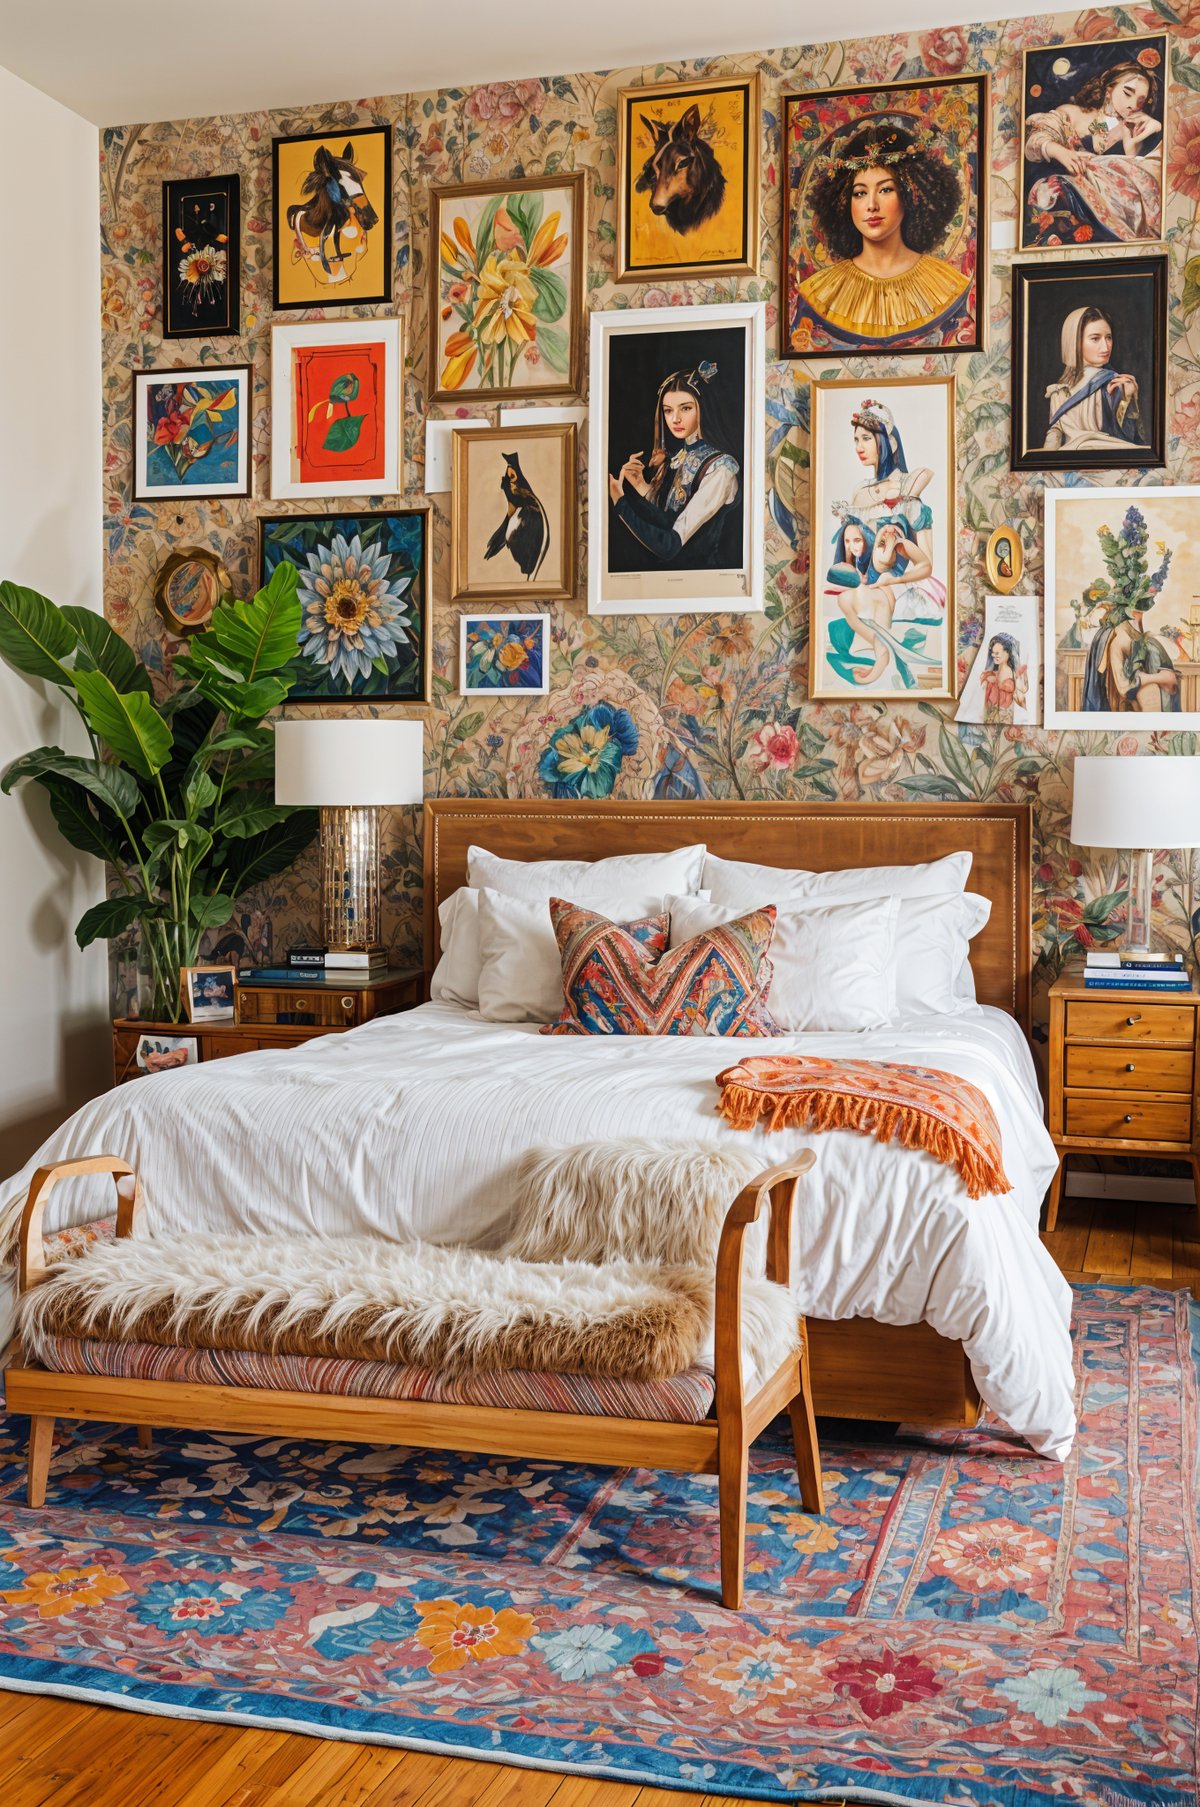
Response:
[1044,487,1200,731]
[1020,37,1166,250]
[810,375,956,702]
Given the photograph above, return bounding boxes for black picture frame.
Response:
[272,124,392,312]
[162,175,240,339]
[1010,254,1167,473]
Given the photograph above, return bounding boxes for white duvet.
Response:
[0,1000,1074,1460]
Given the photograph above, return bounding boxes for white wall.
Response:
[0,65,107,1170]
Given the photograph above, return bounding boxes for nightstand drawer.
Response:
[238,988,358,1027]
[1064,1095,1192,1143]
[1064,1045,1194,1093]
[1065,1000,1195,1045]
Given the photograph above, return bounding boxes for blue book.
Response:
[1085,975,1191,991]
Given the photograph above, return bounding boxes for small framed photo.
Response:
[616,73,760,283]
[450,421,576,604]
[460,612,549,696]
[984,525,1023,595]
[162,175,239,339]
[1019,36,1166,251]
[181,965,237,1023]
[429,172,586,403]
[271,319,402,500]
[135,1032,199,1074]
[272,125,391,309]
[132,365,252,501]
[1010,255,1166,473]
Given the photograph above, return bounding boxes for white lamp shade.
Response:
[274,719,425,808]
[1071,755,1200,850]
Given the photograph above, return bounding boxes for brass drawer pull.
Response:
[1126,1014,1142,1026]
[1126,1062,1136,1072]
[294,997,307,1011]
[341,996,354,1012]
[1124,1114,1134,1124]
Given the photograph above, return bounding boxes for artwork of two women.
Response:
[607,358,743,572]
[783,78,986,357]
[1021,38,1165,249]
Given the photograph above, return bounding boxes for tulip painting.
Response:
[430,173,586,402]
[133,365,252,500]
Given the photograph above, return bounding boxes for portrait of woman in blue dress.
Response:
[607,359,743,571]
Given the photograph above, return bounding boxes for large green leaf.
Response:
[60,608,151,695]
[72,670,173,779]
[1,747,141,818]
[143,818,213,862]
[43,776,130,864]
[508,189,544,251]
[217,809,319,897]
[175,638,291,721]
[189,892,236,930]
[528,265,567,324]
[203,562,301,679]
[0,582,78,686]
[324,413,365,453]
[75,893,163,950]
[217,797,295,839]
[184,765,218,818]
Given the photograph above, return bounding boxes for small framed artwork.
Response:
[429,171,586,403]
[132,365,252,501]
[181,965,237,1023]
[781,74,987,359]
[1010,255,1166,472]
[270,319,402,500]
[588,300,765,615]
[616,73,760,283]
[450,421,577,604]
[985,526,1023,595]
[956,595,1040,727]
[1019,36,1166,251]
[809,374,957,702]
[259,509,430,703]
[135,1032,199,1073]
[1045,485,1200,731]
[272,125,391,309]
[153,547,233,636]
[162,175,239,339]
[460,613,550,696]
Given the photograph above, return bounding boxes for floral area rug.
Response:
[0,1284,1196,1806]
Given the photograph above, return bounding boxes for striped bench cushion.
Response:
[34,1333,718,1423]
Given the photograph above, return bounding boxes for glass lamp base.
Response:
[319,805,380,950]
[1124,846,1154,956]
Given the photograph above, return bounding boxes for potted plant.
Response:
[0,565,317,1023]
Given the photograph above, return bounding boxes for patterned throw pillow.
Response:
[543,898,779,1037]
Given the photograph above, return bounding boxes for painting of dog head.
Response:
[618,76,759,282]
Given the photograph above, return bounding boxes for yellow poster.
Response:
[619,79,758,281]
[273,126,391,308]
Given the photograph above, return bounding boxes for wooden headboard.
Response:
[422,800,1033,1029]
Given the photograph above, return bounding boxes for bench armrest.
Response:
[714,1153,815,1415]
[18,1157,142,1293]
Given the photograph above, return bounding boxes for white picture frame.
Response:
[133,365,252,502]
[459,611,550,696]
[270,318,402,500]
[587,300,765,615]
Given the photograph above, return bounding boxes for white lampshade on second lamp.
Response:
[1070,755,1200,955]
[275,719,425,951]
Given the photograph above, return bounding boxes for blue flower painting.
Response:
[461,614,548,695]
[259,511,429,703]
[538,702,639,798]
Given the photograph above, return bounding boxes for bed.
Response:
[0,799,1074,1461]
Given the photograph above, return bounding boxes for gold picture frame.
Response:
[985,525,1024,595]
[153,547,233,636]
[809,373,957,703]
[616,72,760,284]
[450,420,577,605]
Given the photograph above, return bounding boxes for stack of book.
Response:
[288,944,388,975]
[1084,951,1191,992]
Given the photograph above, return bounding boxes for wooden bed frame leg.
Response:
[136,1425,152,1451]
[1044,1156,1066,1234]
[717,1429,749,1612]
[27,1417,55,1508]
[790,1361,825,1516]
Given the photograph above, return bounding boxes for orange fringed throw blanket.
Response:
[716,1055,1012,1200]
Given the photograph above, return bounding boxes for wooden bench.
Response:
[7,1153,823,1611]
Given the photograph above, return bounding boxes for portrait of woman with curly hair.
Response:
[782,77,986,357]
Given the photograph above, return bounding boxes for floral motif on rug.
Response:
[0,1285,1195,1805]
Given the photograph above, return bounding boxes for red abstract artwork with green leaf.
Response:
[291,340,386,486]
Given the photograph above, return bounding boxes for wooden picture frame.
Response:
[161,174,239,339]
[428,171,586,404]
[1010,255,1167,473]
[616,72,760,283]
[272,124,392,310]
[460,612,550,696]
[450,421,576,604]
[258,508,431,706]
[270,319,402,500]
[1018,35,1167,252]
[132,365,252,502]
[181,965,237,1024]
[809,373,957,702]
[781,74,988,359]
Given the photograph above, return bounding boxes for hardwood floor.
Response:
[1,1189,1192,1806]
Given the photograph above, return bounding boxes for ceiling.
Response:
[5,0,1032,126]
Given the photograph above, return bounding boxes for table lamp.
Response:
[274,719,424,951]
[1070,755,1200,956]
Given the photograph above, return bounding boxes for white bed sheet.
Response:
[0,1001,1074,1460]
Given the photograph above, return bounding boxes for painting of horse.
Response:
[273,125,391,308]
[618,76,759,282]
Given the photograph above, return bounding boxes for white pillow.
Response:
[429,888,485,1008]
[668,895,899,1033]
[478,888,698,1024]
[468,843,706,900]
[893,891,990,1018]
[702,849,971,910]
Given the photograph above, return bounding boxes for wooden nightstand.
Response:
[1045,963,1200,1230]
[113,967,424,1085]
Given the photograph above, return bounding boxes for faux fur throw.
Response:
[717,1055,1011,1201]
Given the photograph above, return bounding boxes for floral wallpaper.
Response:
[98,4,1200,1029]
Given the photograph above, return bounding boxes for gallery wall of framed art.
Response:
[99,4,1200,1016]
